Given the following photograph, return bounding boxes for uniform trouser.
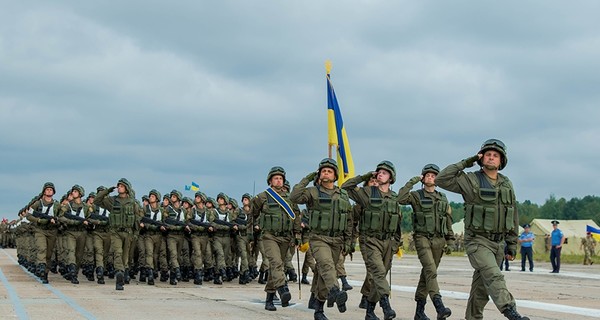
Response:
[584,249,593,265]
[335,252,347,277]
[159,236,169,272]
[362,236,395,303]
[35,227,57,266]
[64,229,86,267]
[26,228,37,263]
[181,236,192,268]
[212,234,231,270]
[302,246,316,274]
[359,235,372,296]
[167,233,185,269]
[247,234,257,268]
[235,234,249,272]
[143,232,163,270]
[520,247,533,271]
[285,246,295,272]
[414,234,445,300]
[310,234,343,301]
[56,232,65,265]
[128,234,140,270]
[111,230,133,272]
[550,246,561,272]
[93,230,111,268]
[82,231,95,266]
[190,233,206,270]
[258,239,269,271]
[262,232,291,293]
[465,235,515,320]
[135,234,145,268]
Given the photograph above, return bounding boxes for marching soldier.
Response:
[229,197,250,284]
[87,190,111,284]
[581,232,596,265]
[398,164,454,320]
[162,190,189,285]
[187,191,214,285]
[139,189,165,285]
[209,193,234,283]
[341,161,401,320]
[58,184,91,284]
[291,158,353,320]
[436,139,529,320]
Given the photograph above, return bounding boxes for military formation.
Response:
[3,138,533,320]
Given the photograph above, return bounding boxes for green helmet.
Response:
[149,189,161,201]
[170,189,183,201]
[97,186,106,193]
[217,192,229,204]
[117,178,133,195]
[87,192,96,199]
[421,164,440,176]
[267,166,286,185]
[376,160,396,184]
[71,184,85,198]
[182,197,194,206]
[42,182,56,195]
[318,158,338,181]
[194,191,207,202]
[229,198,239,208]
[284,180,290,191]
[142,195,149,202]
[477,139,508,170]
[241,193,252,201]
[162,192,170,200]
[206,197,217,208]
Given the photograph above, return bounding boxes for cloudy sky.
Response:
[1,1,599,215]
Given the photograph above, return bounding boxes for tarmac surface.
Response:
[1,248,599,320]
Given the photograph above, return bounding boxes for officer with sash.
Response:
[398,164,454,320]
[94,178,142,290]
[252,166,301,311]
[436,139,529,320]
[342,161,401,320]
[290,158,353,320]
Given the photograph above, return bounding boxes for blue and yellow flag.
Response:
[326,60,355,186]
[587,225,600,242]
[191,182,200,191]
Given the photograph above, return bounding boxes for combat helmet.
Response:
[71,184,85,198]
[376,160,396,184]
[117,178,133,195]
[170,190,183,201]
[217,192,229,204]
[318,158,338,181]
[241,193,252,201]
[42,182,56,195]
[194,191,207,202]
[421,164,440,176]
[267,166,286,185]
[229,198,239,209]
[205,197,217,208]
[477,139,508,170]
[149,189,161,201]
[182,197,194,207]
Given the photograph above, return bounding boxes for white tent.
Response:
[529,219,599,254]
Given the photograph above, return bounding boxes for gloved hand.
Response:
[362,172,375,181]
[305,171,318,181]
[107,186,116,193]
[407,176,422,186]
[463,154,480,168]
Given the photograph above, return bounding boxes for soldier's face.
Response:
[242,198,250,206]
[217,197,226,205]
[149,194,158,203]
[270,175,284,188]
[72,190,81,199]
[44,187,54,197]
[376,169,391,185]
[423,172,436,186]
[162,198,169,206]
[170,195,179,203]
[482,150,501,170]
[319,168,336,183]
[117,184,127,194]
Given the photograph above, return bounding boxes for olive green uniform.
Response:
[582,236,596,265]
[163,205,187,274]
[140,203,164,277]
[230,207,250,279]
[27,198,60,280]
[208,206,233,278]
[188,206,212,281]
[87,205,111,282]
[58,201,90,274]
[437,161,519,319]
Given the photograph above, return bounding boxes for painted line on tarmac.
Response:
[2,250,97,320]
[0,266,29,320]
[348,279,600,318]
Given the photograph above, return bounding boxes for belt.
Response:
[474,232,504,242]
[113,227,132,232]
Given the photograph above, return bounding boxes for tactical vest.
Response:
[216,208,228,222]
[41,200,56,217]
[359,187,401,237]
[259,191,294,234]
[166,206,186,222]
[307,187,350,236]
[464,171,515,235]
[412,190,449,236]
[109,196,136,228]
[193,207,207,222]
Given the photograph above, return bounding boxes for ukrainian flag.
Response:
[326,61,355,186]
[191,182,200,192]
[587,225,600,242]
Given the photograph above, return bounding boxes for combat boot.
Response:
[180,266,189,282]
[194,269,203,285]
[265,292,277,311]
[139,267,147,283]
[160,270,169,282]
[147,268,155,285]
[225,267,233,282]
[169,268,178,285]
[86,265,95,282]
[106,263,115,279]
[250,266,259,279]
[58,262,67,277]
[38,263,48,284]
[379,294,396,320]
[124,268,130,284]
[258,270,267,284]
[359,295,368,309]
[232,265,239,279]
[340,276,353,291]
[502,306,530,320]
[308,292,317,310]
[115,270,124,290]
[301,273,310,284]
[277,285,292,307]
[314,299,329,320]
[326,286,347,313]
[214,268,225,285]
[287,268,298,282]
[414,299,430,320]
[69,264,79,284]
[49,260,58,274]
[204,267,214,281]
[432,295,451,319]
[96,266,105,285]
[365,300,380,320]
[238,270,249,285]
[175,267,182,281]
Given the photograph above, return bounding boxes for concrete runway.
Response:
[1,248,599,320]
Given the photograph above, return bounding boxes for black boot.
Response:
[115,270,124,290]
[59,262,67,277]
[432,295,451,319]
[250,266,259,279]
[502,306,530,320]
[214,268,225,285]
[106,263,115,279]
[414,299,430,320]
[314,299,329,320]
[69,264,79,284]
[124,268,130,284]
[326,287,347,313]
[181,266,190,282]
[359,295,368,309]
[160,270,169,282]
[366,300,380,320]
[340,276,353,291]
[287,268,298,282]
[50,260,58,274]
[308,292,317,310]
[239,270,249,285]
[225,267,233,282]
[147,268,155,285]
[139,267,147,283]
[96,266,105,284]
[258,270,267,284]
[265,292,277,311]
[175,267,182,281]
[169,269,178,285]
[86,265,95,282]
[39,263,48,284]
[194,269,203,285]
[301,273,310,284]
[204,267,214,281]
[277,285,292,307]
[379,294,396,320]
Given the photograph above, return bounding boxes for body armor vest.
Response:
[259,191,294,233]
[308,187,350,235]
[464,171,515,234]
[192,207,207,222]
[412,190,449,236]
[109,197,136,228]
[41,201,56,217]
[359,187,401,236]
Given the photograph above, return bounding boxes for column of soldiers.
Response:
[7,138,531,320]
